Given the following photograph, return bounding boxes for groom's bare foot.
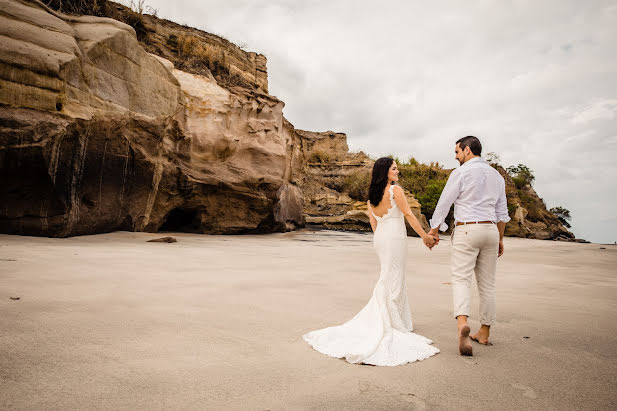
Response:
[458,325,473,356]
[470,325,492,345]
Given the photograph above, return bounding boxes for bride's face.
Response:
[387,162,399,182]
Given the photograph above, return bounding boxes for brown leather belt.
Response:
[456,221,494,226]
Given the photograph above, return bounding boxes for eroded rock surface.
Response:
[0,0,302,237]
[295,130,429,236]
[0,0,184,119]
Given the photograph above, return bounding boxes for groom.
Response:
[429,136,510,356]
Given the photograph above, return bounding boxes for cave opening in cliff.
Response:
[159,208,202,233]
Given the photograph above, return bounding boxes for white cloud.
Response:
[570,99,617,124]
[143,0,617,243]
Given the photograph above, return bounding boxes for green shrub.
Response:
[395,159,447,194]
[507,164,535,187]
[417,179,447,216]
[507,203,517,217]
[511,176,527,189]
[342,171,370,201]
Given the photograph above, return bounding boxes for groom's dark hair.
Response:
[456,136,482,156]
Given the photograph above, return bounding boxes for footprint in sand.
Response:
[358,381,427,410]
[358,381,373,393]
[399,393,427,410]
[510,383,537,399]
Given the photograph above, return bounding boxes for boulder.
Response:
[273,182,304,231]
[305,211,370,232]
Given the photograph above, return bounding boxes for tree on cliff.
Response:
[507,164,535,188]
[550,206,572,228]
[486,152,501,166]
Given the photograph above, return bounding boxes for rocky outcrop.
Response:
[494,165,573,240]
[0,0,302,237]
[303,191,428,235]
[296,129,351,159]
[294,130,429,236]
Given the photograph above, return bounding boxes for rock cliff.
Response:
[494,165,573,240]
[0,0,302,236]
[0,0,575,241]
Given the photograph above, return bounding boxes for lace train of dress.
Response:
[303,184,439,366]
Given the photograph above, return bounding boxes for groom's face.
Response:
[455,143,470,165]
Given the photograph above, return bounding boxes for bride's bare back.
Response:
[370,184,396,218]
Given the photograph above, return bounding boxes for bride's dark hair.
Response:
[368,157,394,206]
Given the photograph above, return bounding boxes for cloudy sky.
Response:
[135,0,617,243]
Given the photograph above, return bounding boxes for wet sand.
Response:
[1,230,616,410]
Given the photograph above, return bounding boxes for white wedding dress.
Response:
[303,184,439,366]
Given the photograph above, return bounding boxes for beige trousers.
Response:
[450,223,499,325]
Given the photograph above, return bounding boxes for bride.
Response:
[303,157,440,366]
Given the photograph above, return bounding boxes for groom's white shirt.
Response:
[430,157,511,231]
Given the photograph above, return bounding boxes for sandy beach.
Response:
[1,230,616,410]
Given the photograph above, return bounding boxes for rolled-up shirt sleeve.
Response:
[430,169,463,231]
[495,178,511,223]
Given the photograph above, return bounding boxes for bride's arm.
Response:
[367,200,377,232]
[392,186,434,246]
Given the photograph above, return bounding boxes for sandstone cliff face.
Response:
[0,0,184,119]
[0,0,302,237]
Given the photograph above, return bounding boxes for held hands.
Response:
[423,234,439,250]
[428,228,441,248]
[422,228,441,250]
